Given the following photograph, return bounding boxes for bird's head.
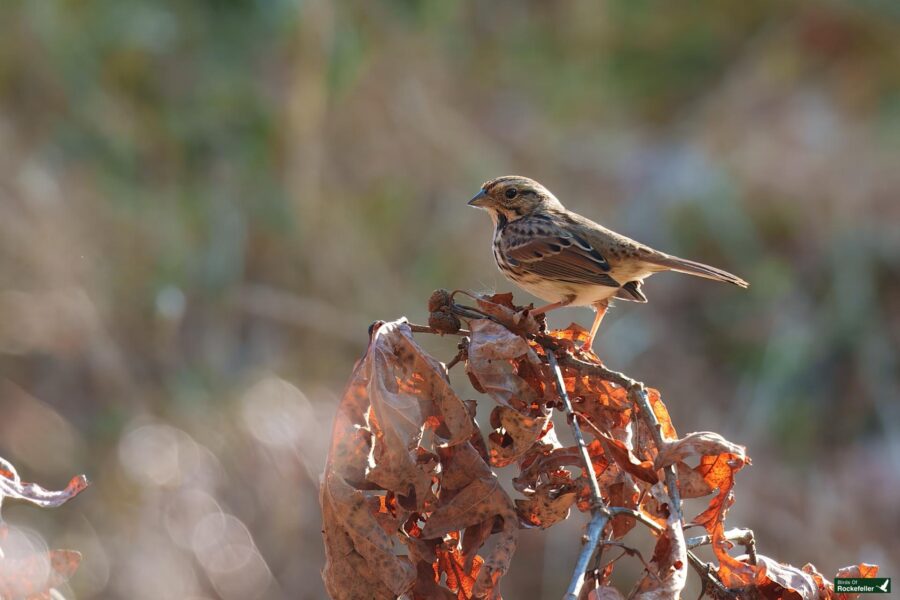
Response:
[468,176,564,223]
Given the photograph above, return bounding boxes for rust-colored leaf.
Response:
[546,322,591,349]
[835,563,879,579]
[646,388,677,441]
[691,451,747,533]
[322,473,417,598]
[655,431,747,471]
[436,541,483,600]
[711,521,759,589]
[835,564,880,600]
[606,479,640,539]
[473,508,517,599]
[594,430,659,484]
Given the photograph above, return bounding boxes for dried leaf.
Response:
[472,506,517,599]
[515,483,576,529]
[835,564,879,579]
[646,389,677,442]
[413,559,458,600]
[488,406,552,467]
[606,480,640,539]
[421,449,512,539]
[365,322,474,505]
[514,446,591,493]
[587,586,626,600]
[802,563,832,600]
[0,458,89,512]
[835,564,880,600]
[752,554,819,600]
[322,320,478,598]
[632,512,687,600]
[691,451,747,533]
[471,293,541,337]
[436,541,483,600]
[594,431,659,484]
[466,320,545,410]
[674,461,714,499]
[655,431,747,471]
[0,549,81,599]
[711,521,759,589]
[322,473,417,598]
[323,294,877,600]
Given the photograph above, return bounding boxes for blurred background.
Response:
[1,1,898,598]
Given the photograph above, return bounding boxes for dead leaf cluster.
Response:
[320,292,878,600]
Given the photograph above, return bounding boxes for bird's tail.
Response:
[649,254,749,288]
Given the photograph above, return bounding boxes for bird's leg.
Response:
[581,301,609,351]
[529,294,575,316]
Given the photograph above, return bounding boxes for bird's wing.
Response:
[501,217,621,288]
[574,213,750,288]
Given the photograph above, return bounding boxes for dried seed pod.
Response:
[428,308,461,334]
[428,288,452,313]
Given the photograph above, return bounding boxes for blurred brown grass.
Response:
[0,1,898,598]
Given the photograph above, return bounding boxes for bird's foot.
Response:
[575,338,599,361]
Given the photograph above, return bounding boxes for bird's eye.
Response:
[505,188,518,199]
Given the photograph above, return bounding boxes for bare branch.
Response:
[564,510,610,600]
[687,551,740,600]
[546,351,612,600]
[686,528,754,550]
[557,353,638,389]
[546,351,604,506]
[630,385,683,522]
[607,506,664,533]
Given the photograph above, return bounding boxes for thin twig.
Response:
[686,528,754,550]
[445,337,470,370]
[607,506,664,533]
[573,414,669,536]
[565,510,610,600]
[448,302,499,322]
[546,351,611,600]
[407,323,471,336]
[687,551,740,599]
[598,541,657,577]
[630,385,683,522]
[547,352,603,506]
[557,354,637,389]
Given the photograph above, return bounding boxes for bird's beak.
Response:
[468,189,489,207]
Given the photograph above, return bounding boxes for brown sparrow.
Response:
[468,176,748,349]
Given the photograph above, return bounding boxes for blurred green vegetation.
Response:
[0,1,898,598]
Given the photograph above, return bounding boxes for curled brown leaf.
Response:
[632,511,687,600]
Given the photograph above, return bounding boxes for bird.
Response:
[468,175,748,350]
